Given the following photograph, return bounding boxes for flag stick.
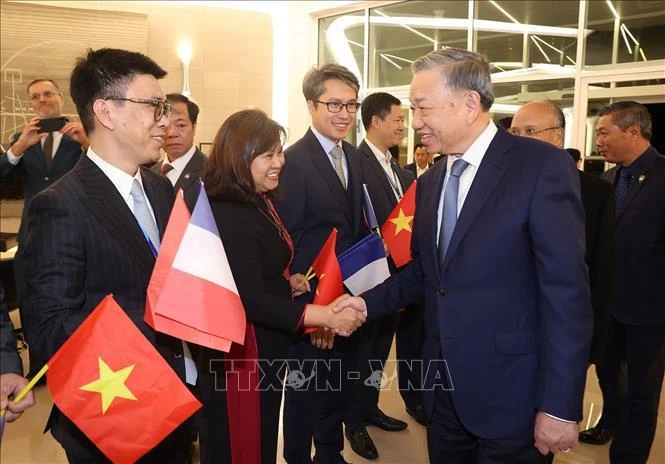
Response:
[303,266,314,282]
[0,363,49,418]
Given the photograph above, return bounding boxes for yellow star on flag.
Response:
[80,357,137,414]
[315,273,326,296]
[389,208,413,235]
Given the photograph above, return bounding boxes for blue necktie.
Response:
[438,158,469,266]
[130,179,161,249]
[615,169,632,213]
[129,179,197,385]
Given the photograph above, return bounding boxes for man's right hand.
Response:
[11,116,47,157]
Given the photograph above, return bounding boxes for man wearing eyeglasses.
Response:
[20,48,194,463]
[511,100,615,371]
[276,64,367,464]
[1,78,90,380]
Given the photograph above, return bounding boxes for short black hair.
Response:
[566,148,581,162]
[361,92,401,130]
[414,143,425,151]
[166,93,200,125]
[70,48,167,134]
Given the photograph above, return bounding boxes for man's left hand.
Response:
[534,411,578,455]
[60,117,89,151]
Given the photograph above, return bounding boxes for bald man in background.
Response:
[510,101,615,367]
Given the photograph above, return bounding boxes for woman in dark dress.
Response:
[197,109,364,464]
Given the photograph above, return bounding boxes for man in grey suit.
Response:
[153,93,205,212]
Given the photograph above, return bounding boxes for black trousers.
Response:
[596,316,665,464]
[427,388,548,464]
[396,301,425,410]
[344,312,400,431]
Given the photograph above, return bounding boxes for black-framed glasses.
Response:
[314,100,361,114]
[508,126,561,137]
[104,97,173,122]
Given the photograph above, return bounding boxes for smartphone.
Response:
[37,117,68,133]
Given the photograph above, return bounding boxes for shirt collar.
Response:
[446,119,497,170]
[87,147,144,203]
[163,145,196,174]
[365,138,392,165]
[311,126,341,156]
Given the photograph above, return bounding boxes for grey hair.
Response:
[598,101,652,140]
[302,63,360,102]
[412,48,494,111]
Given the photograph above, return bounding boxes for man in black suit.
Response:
[0,286,36,422]
[1,79,89,377]
[276,64,366,464]
[343,92,413,460]
[579,101,665,464]
[21,48,194,463]
[153,93,205,212]
[403,143,432,178]
[511,100,614,367]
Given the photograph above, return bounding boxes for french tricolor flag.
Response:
[338,232,390,296]
[146,183,246,352]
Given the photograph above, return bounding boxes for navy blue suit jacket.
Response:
[363,128,593,439]
[602,147,665,326]
[276,128,366,299]
[1,134,82,243]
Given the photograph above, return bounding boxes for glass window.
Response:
[368,1,469,87]
[475,1,579,75]
[585,0,665,66]
[318,11,365,84]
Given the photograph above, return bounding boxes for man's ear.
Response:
[92,99,114,131]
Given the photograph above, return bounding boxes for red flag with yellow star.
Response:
[381,181,417,268]
[46,295,201,464]
[303,229,343,334]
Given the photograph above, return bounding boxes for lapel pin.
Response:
[638,175,646,182]
[184,173,191,180]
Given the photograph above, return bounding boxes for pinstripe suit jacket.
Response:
[21,155,187,457]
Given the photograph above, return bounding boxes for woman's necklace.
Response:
[258,194,294,282]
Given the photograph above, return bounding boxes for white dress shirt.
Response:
[161,145,196,187]
[6,131,63,165]
[416,165,429,178]
[365,138,403,200]
[436,120,497,245]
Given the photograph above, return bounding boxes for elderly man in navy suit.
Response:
[579,101,665,464]
[337,48,593,463]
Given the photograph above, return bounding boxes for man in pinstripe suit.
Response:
[21,48,192,463]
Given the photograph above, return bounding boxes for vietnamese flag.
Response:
[46,295,201,464]
[304,228,343,334]
[381,181,417,268]
[146,184,246,352]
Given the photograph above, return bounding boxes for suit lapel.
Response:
[425,161,448,278]
[440,132,511,274]
[360,141,397,206]
[306,130,353,223]
[50,135,81,173]
[174,149,204,194]
[141,168,172,237]
[345,140,365,237]
[617,148,657,222]
[75,156,156,274]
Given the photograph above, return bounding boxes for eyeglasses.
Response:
[508,126,561,137]
[104,97,173,122]
[30,91,61,101]
[314,100,361,114]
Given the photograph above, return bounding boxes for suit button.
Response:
[174,353,182,358]
[437,288,446,296]
[44,176,50,181]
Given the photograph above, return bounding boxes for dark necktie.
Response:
[160,163,174,176]
[438,158,469,266]
[43,133,54,169]
[615,169,632,213]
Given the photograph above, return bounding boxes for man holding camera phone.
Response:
[0,78,89,379]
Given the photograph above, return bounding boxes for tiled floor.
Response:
[2,343,663,463]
